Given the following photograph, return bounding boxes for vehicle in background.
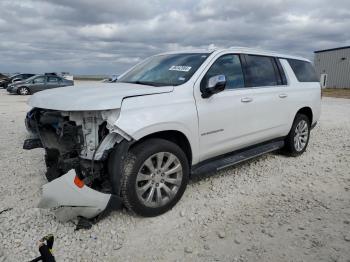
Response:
[0,73,9,80]
[102,75,118,83]
[44,72,73,81]
[0,73,36,89]
[60,72,73,81]
[44,72,58,76]
[7,74,74,95]
[0,73,9,87]
[24,47,321,220]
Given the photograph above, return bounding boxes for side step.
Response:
[191,140,284,175]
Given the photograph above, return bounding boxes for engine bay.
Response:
[24,108,125,192]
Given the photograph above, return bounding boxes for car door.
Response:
[240,54,290,138]
[30,76,47,93]
[46,76,61,89]
[194,53,289,161]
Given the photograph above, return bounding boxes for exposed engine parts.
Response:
[24,108,129,189]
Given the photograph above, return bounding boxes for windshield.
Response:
[23,75,38,82]
[118,53,210,86]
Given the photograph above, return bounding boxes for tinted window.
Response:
[118,53,209,86]
[203,54,244,89]
[244,55,279,87]
[287,59,318,82]
[33,76,46,83]
[48,76,60,82]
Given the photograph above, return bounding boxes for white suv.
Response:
[24,47,321,220]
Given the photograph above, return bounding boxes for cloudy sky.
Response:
[0,0,349,75]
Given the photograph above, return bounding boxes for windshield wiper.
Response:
[133,81,157,86]
[118,80,167,87]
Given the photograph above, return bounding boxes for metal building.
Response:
[314,46,350,88]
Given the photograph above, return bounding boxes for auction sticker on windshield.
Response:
[169,65,192,72]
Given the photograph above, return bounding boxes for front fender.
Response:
[115,92,200,164]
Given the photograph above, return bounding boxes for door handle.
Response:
[241,97,253,103]
[279,93,288,98]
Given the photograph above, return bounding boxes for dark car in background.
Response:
[7,74,74,95]
[0,74,9,87]
[0,73,9,80]
[0,73,36,88]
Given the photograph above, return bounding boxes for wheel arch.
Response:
[17,86,30,95]
[296,107,313,124]
[131,130,193,166]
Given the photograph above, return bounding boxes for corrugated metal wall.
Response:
[314,48,350,88]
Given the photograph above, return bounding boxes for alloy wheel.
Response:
[19,87,29,95]
[135,152,183,208]
[294,120,309,152]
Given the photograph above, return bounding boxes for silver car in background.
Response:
[7,74,74,95]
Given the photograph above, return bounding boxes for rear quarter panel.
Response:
[280,59,321,133]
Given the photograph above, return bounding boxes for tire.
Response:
[44,149,63,181]
[283,114,311,156]
[117,138,189,217]
[18,87,30,95]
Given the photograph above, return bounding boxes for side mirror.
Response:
[201,75,226,98]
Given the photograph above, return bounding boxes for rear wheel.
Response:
[119,138,189,217]
[284,114,310,156]
[18,87,30,95]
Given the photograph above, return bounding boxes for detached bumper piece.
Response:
[38,170,122,222]
[23,138,43,150]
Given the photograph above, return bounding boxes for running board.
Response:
[191,140,284,175]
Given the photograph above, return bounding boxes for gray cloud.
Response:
[0,0,349,74]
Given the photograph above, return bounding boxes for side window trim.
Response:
[271,57,283,85]
[239,54,249,87]
[275,57,288,85]
[286,58,318,82]
[200,53,245,91]
[241,54,287,88]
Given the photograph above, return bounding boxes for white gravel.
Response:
[0,85,349,262]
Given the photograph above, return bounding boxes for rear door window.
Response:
[243,55,280,87]
[287,59,318,82]
[202,54,245,89]
[48,76,60,83]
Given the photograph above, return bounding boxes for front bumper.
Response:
[6,86,17,93]
[38,169,122,222]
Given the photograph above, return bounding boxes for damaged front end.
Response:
[24,108,131,222]
[38,169,119,222]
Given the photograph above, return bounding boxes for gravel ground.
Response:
[0,85,349,262]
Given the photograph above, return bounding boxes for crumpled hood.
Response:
[28,82,174,111]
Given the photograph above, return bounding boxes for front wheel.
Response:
[284,114,310,156]
[118,138,189,217]
[18,87,30,95]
